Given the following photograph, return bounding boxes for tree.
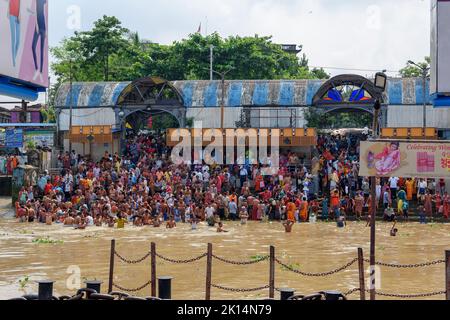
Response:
[304,108,372,129]
[399,57,430,78]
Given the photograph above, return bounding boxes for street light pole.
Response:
[370,101,380,301]
[422,69,427,128]
[369,72,387,301]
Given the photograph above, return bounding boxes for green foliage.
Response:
[186,117,194,128]
[40,107,56,123]
[399,57,430,78]
[26,141,36,151]
[249,254,268,262]
[304,109,372,129]
[151,114,180,131]
[32,237,64,244]
[19,276,30,289]
[280,262,301,272]
[51,16,329,84]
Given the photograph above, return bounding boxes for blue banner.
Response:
[6,129,24,148]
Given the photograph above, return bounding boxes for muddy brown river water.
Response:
[0,199,448,300]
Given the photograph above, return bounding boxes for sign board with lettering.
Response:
[6,129,24,148]
[359,141,450,178]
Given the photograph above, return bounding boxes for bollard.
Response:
[269,246,275,299]
[108,239,116,294]
[446,250,450,301]
[84,280,103,294]
[37,280,54,300]
[279,288,295,300]
[158,276,173,300]
[320,291,346,301]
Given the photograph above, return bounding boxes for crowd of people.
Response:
[14,131,450,232]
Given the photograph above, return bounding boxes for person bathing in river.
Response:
[166,217,176,229]
[390,222,398,237]
[239,206,249,225]
[283,220,294,233]
[217,222,228,233]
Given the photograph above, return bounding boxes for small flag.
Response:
[197,23,202,34]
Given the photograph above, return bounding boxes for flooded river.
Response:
[0,198,448,300]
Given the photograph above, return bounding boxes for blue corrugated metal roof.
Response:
[54,78,432,108]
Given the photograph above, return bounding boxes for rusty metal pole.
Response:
[358,248,366,301]
[108,239,115,294]
[151,242,157,297]
[205,243,213,300]
[269,246,275,299]
[446,250,450,300]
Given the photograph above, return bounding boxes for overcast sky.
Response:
[2,0,432,104]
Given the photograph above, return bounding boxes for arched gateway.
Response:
[311,74,387,129]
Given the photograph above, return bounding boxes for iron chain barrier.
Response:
[344,288,361,297]
[275,257,359,277]
[364,259,445,269]
[112,280,152,293]
[370,290,447,299]
[114,250,151,264]
[155,252,208,264]
[343,288,446,299]
[211,284,270,293]
[212,254,269,265]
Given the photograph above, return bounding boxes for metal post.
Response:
[205,243,213,300]
[221,75,225,129]
[108,239,115,293]
[158,276,173,300]
[37,280,54,300]
[210,45,213,81]
[151,242,157,297]
[446,250,450,300]
[370,106,379,301]
[269,246,275,299]
[357,248,366,301]
[68,59,73,154]
[422,71,427,128]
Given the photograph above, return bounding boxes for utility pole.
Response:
[68,59,73,154]
[205,68,234,129]
[422,68,428,128]
[210,45,214,81]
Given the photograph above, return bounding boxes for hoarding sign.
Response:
[360,141,450,178]
[5,129,24,148]
[0,0,49,88]
[24,130,54,147]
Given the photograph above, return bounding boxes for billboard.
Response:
[430,0,450,97]
[359,141,450,178]
[0,0,48,88]
[5,128,24,148]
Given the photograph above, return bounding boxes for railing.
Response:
[108,240,450,300]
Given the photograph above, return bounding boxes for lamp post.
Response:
[407,60,430,128]
[369,72,387,301]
